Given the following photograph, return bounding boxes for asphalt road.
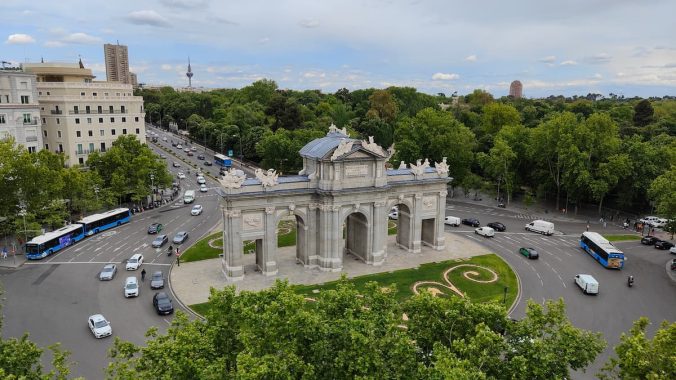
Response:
[445,200,676,379]
[0,152,223,379]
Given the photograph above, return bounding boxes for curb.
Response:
[504,257,522,316]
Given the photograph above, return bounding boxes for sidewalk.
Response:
[0,253,27,269]
[170,231,492,306]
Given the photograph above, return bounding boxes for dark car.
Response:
[173,231,189,244]
[151,234,168,248]
[641,236,660,245]
[462,218,480,227]
[147,222,163,234]
[487,222,506,232]
[152,292,174,315]
[519,247,539,259]
[171,142,177,147]
[150,271,165,289]
[197,154,205,160]
[655,240,674,250]
[203,161,213,166]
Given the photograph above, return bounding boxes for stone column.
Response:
[411,193,423,253]
[306,203,319,267]
[260,206,278,276]
[370,201,387,265]
[318,204,342,271]
[222,208,244,281]
[434,190,448,250]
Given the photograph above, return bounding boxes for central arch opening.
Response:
[343,211,368,261]
[391,203,412,250]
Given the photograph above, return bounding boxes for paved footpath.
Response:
[170,231,491,306]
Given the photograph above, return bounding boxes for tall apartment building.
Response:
[0,68,43,152]
[104,42,136,85]
[23,61,146,166]
[509,80,523,99]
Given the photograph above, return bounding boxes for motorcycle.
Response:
[627,276,634,287]
[167,246,173,256]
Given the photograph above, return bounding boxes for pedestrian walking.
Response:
[603,221,607,228]
[586,224,590,232]
[1,247,7,259]
[141,268,146,281]
[176,254,181,267]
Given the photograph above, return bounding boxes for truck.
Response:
[525,220,555,236]
[183,190,195,204]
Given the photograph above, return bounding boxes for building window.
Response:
[100,142,106,152]
[87,118,92,124]
[23,114,32,123]
[0,114,5,124]
[76,131,81,137]
[81,92,85,96]
[45,143,49,150]
[21,95,30,104]
[74,106,79,114]
[58,144,63,153]
[28,146,36,153]
[99,130,104,136]
[135,117,139,122]
[111,129,116,136]
[122,129,127,135]
[46,92,50,95]
[3,95,8,103]
[99,118,103,123]
[77,144,83,154]
[39,92,42,96]
[78,157,84,165]
[88,130,93,137]
[110,117,115,123]
[75,118,80,124]
[122,117,126,122]
[104,93,109,96]
[136,128,140,134]
[109,105,114,113]
[93,92,97,97]
[89,143,94,152]
[97,106,102,113]
[56,118,60,124]
[86,106,90,114]
[42,118,46,124]
[116,93,120,96]
[43,130,47,137]
[121,105,126,113]
[57,131,62,138]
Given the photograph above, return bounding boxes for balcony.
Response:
[23,118,39,125]
[50,110,63,115]
[74,148,100,156]
[69,109,127,115]
[25,136,38,142]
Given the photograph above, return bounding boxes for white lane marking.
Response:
[163,318,172,325]
[25,261,172,266]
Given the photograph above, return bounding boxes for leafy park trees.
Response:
[105,280,606,379]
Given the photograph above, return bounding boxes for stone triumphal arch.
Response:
[219,125,451,281]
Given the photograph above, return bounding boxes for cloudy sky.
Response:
[3,0,676,97]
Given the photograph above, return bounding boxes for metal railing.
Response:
[50,110,63,115]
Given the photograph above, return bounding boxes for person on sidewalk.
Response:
[1,247,7,259]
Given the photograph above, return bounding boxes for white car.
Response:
[475,226,495,237]
[191,204,203,215]
[197,176,206,184]
[124,276,139,298]
[199,184,208,192]
[388,210,398,220]
[125,253,144,270]
[670,246,676,255]
[177,172,186,179]
[88,314,112,338]
[652,218,668,228]
[176,144,183,149]
[191,146,197,151]
[639,216,660,225]
[162,137,168,142]
[444,216,461,226]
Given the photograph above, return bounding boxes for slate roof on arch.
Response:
[299,130,359,159]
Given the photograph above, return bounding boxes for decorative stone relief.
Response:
[331,139,354,161]
[255,168,279,187]
[242,213,263,230]
[435,157,449,176]
[353,203,360,211]
[328,123,349,137]
[361,136,387,156]
[221,168,246,189]
[345,164,368,177]
[225,209,241,218]
[374,201,386,207]
[398,161,407,170]
[288,204,296,211]
[265,206,275,215]
[387,144,396,159]
[422,196,437,210]
[439,190,448,197]
[409,159,430,176]
[398,194,405,202]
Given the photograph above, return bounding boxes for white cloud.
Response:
[465,54,477,62]
[560,60,578,66]
[44,41,65,48]
[298,19,320,28]
[432,72,459,80]
[258,37,270,44]
[539,55,557,63]
[62,33,101,44]
[6,34,35,44]
[585,53,611,64]
[127,10,171,27]
[161,64,174,71]
[159,0,209,9]
[303,71,326,78]
[593,73,603,79]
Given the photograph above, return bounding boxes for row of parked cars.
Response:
[640,235,676,252]
[639,216,671,228]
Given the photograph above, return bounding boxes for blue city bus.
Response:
[213,153,232,168]
[25,224,85,260]
[77,208,131,236]
[579,231,625,269]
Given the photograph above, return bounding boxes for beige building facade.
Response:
[23,62,146,166]
[0,69,43,152]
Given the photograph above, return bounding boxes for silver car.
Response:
[150,271,165,289]
[99,264,117,281]
[173,231,189,244]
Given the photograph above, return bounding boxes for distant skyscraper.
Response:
[509,80,523,98]
[104,42,131,84]
[186,58,193,88]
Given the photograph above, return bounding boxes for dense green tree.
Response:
[600,318,676,380]
[367,90,398,122]
[633,99,655,127]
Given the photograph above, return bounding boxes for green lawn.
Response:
[190,254,517,315]
[180,232,222,262]
[604,234,641,242]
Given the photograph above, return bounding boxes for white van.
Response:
[525,220,554,236]
[574,274,599,295]
[444,216,461,226]
[183,190,195,204]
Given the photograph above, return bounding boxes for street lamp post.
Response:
[18,204,28,253]
[503,286,508,305]
[233,132,243,168]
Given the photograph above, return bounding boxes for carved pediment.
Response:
[342,150,372,159]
